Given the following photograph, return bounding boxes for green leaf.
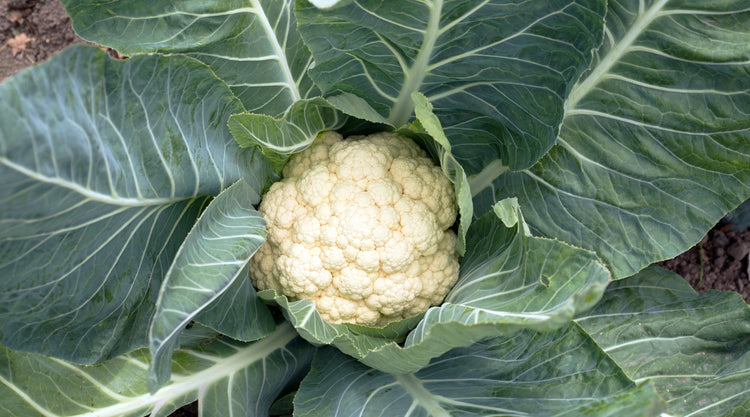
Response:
[477,1,750,277]
[0,45,275,363]
[576,266,750,417]
[408,91,473,255]
[296,0,606,172]
[0,323,314,417]
[492,198,530,235]
[726,197,750,231]
[148,179,275,391]
[62,0,317,116]
[326,93,391,125]
[193,265,269,341]
[260,203,609,374]
[229,97,346,171]
[295,326,664,417]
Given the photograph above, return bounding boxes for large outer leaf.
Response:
[62,0,317,116]
[477,1,750,277]
[148,180,274,391]
[295,328,664,417]
[0,323,313,417]
[726,197,750,231]
[0,45,275,363]
[296,0,606,172]
[261,201,609,374]
[576,266,750,416]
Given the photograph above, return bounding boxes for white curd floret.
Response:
[249,131,459,326]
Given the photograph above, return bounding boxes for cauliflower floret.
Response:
[282,131,341,178]
[249,131,459,326]
[275,244,332,299]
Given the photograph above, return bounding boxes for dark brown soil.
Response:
[0,0,83,81]
[661,224,750,302]
[167,402,198,417]
[1,1,748,416]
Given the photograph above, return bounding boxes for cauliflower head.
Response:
[249,131,459,326]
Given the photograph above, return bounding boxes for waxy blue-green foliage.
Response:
[0,0,748,416]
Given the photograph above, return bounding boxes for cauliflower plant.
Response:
[249,131,459,326]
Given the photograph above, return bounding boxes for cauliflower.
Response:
[249,131,459,326]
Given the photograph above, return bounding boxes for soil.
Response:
[0,0,83,81]
[1,1,749,415]
[660,224,750,302]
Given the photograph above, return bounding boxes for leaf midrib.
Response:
[393,373,451,417]
[59,324,298,417]
[251,0,301,103]
[565,0,669,111]
[1,157,181,206]
[387,0,443,126]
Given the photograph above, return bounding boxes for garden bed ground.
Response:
[0,0,81,79]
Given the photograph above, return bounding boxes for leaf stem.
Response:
[393,373,451,417]
[74,323,298,417]
[566,0,668,111]
[388,0,442,126]
[251,0,301,102]
[468,159,508,197]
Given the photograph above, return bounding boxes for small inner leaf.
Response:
[229,98,346,172]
